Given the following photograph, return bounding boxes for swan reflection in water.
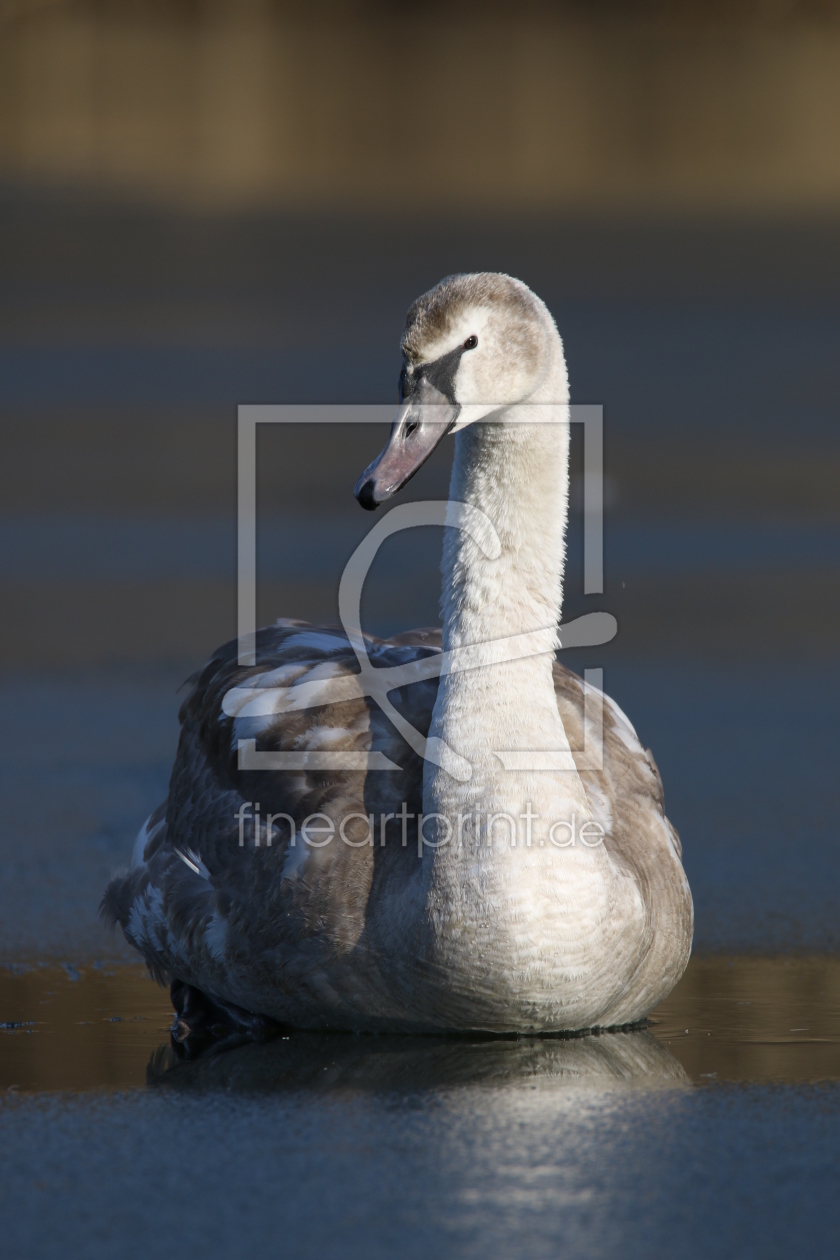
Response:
[147,1026,687,1094]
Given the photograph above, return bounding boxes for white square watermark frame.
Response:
[233,404,613,774]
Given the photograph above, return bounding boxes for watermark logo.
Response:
[225,405,615,776]
[230,800,605,856]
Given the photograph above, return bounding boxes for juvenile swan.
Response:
[103,274,693,1035]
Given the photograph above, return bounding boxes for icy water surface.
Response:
[2,956,839,1093]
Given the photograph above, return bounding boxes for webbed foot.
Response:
[169,979,280,1052]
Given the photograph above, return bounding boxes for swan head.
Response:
[354,272,556,509]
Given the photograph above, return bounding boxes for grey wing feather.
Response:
[552,666,692,1015]
[101,621,441,1005]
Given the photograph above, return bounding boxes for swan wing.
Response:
[101,628,690,1026]
[101,621,441,1014]
[553,663,693,1020]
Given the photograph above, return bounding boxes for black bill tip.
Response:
[355,478,380,511]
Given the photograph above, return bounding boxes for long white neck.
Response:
[423,332,589,842]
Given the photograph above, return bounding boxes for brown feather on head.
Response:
[401,272,543,371]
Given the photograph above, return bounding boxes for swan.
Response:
[102,272,693,1036]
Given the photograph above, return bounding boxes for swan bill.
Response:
[354,389,459,509]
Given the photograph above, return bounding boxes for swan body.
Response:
[103,273,692,1034]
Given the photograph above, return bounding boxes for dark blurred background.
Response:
[1,0,839,959]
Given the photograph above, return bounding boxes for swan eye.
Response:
[463,335,478,351]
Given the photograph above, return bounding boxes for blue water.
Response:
[3,304,840,444]
[2,514,839,583]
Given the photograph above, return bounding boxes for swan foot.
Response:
[169,979,280,1048]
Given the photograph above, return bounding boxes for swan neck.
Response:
[442,402,569,652]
